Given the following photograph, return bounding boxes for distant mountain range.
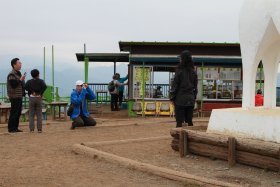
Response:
[1,67,280,97]
[0,63,133,96]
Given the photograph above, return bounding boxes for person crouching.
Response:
[70,80,96,129]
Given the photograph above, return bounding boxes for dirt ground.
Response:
[0,108,280,187]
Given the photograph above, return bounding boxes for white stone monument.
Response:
[207,0,280,143]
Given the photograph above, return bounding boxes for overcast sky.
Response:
[0,0,244,67]
[0,0,246,94]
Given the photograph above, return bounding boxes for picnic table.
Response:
[48,102,68,121]
[0,104,11,124]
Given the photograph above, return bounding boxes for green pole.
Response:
[84,43,89,83]
[52,45,54,101]
[200,62,204,111]
[142,62,145,117]
[43,47,46,81]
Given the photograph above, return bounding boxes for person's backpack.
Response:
[108,81,115,92]
[67,103,74,116]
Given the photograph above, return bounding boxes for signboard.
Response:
[197,67,219,80]
[133,66,152,98]
[219,68,241,80]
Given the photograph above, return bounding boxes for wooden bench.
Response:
[0,105,11,124]
[21,108,48,122]
[21,109,29,122]
[42,108,47,120]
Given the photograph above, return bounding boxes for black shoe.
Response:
[15,129,23,132]
[70,122,76,130]
[8,130,16,133]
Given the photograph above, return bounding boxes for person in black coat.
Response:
[170,50,198,128]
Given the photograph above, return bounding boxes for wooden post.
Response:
[228,136,236,167]
[179,130,188,157]
[184,131,188,155]
[179,130,185,157]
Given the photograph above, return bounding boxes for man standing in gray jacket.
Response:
[7,58,26,133]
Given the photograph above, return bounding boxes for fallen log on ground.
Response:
[73,143,239,187]
[170,128,280,171]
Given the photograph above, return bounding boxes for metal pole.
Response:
[114,61,116,74]
[142,62,145,117]
[52,45,54,101]
[84,43,89,83]
[43,47,46,81]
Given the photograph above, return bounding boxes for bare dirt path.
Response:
[0,116,279,187]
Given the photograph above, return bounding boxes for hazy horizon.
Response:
[4,0,279,97]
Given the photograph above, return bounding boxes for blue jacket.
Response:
[118,75,128,92]
[70,87,95,119]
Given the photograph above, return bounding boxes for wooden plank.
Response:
[236,151,280,171]
[188,142,228,160]
[228,137,236,167]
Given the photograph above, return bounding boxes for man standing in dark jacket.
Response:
[170,50,198,128]
[25,69,47,133]
[7,58,26,133]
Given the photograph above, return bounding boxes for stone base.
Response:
[207,107,280,143]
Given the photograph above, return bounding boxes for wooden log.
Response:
[186,130,228,147]
[73,144,239,187]
[170,127,207,140]
[171,139,179,151]
[228,137,236,167]
[186,130,280,159]
[188,142,228,160]
[184,126,208,131]
[179,130,185,157]
[171,138,179,145]
[236,151,280,171]
[236,138,280,159]
[84,136,170,147]
[170,128,180,139]
[171,144,179,152]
